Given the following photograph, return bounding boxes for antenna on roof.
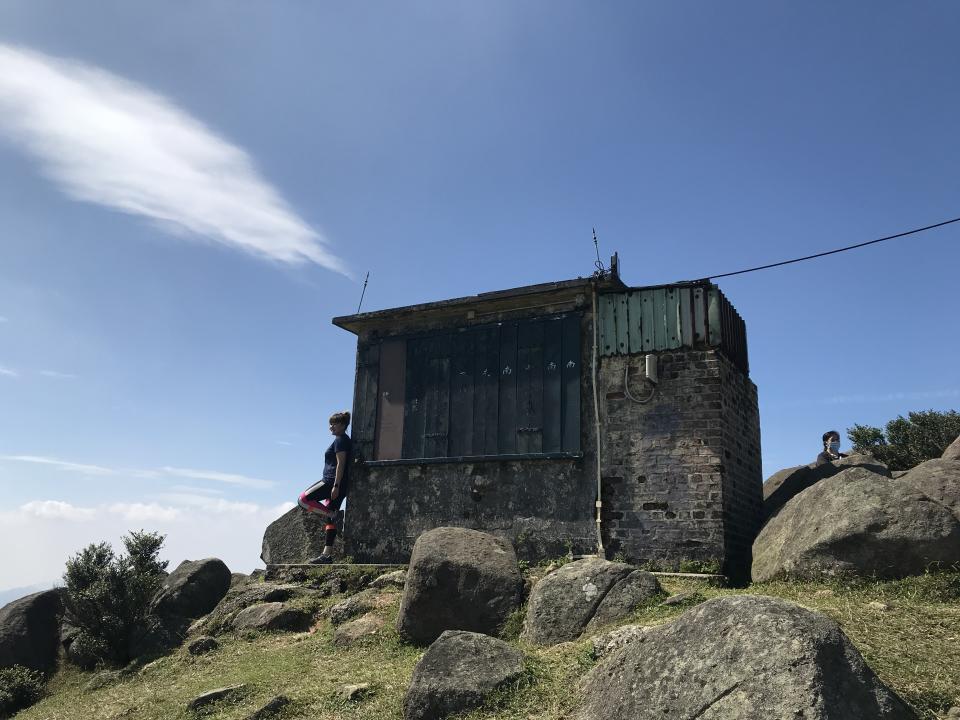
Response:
[356,271,370,314]
[592,228,607,278]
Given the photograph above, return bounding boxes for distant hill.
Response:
[0,582,55,608]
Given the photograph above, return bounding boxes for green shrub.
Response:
[62,530,168,668]
[848,409,960,471]
[0,665,45,718]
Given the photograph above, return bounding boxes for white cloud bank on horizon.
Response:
[0,498,296,590]
[0,44,348,275]
[0,454,277,489]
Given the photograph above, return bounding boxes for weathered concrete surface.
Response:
[574,595,917,720]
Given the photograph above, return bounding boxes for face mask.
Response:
[829,441,840,453]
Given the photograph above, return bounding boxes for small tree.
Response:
[62,530,168,668]
[0,665,45,717]
[848,409,960,471]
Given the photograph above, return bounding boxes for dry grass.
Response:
[17,572,960,720]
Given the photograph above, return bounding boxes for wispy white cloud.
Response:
[0,316,8,323]
[19,500,97,521]
[107,502,181,523]
[275,440,294,447]
[824,389,960,405]
[39,370,78,379]
[168,484,225,496]
[0,455,277,489]
[160,466,275,490]
[0,44,349,275]
[0,454,116,476]
[0,365,18,378]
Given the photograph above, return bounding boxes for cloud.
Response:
[0,365,18,378]
[160,466,275,490]
[39,370,78,379]
[0,316,7,323]
[19,500,97,521]
[0,455,277,489]
[275,440,294,447]
[0,454,116,476]
[823,389,960,405]
[0,44,349,276]
[0,498,296,589]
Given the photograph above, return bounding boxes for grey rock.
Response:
[152,558,232,621]
[590,624,647,660]
[661,591,704,607]
[586,570,664,631]
[403,630,525,720]
[187,636,219,655]
[522,557,634,646]
[942,435,960,462]
[369,569,407,590]
[127,614,190,662]
[261,506,329,564]
[230,573,251,588]
[900,458,960,522]
[573,595,917,720]
[339,683,371,702]
[194,582,302,635]
[753,467,960,581]
[333,612,386,647]
[231,602,312,632]
[187,684,247,712]
[397,527,522,645]
[245,694,289,720]
[329,590,393,626]
[945,706,960,720]
[763,454,891,520]
[0,588,63,672]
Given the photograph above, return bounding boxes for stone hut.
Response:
[333,262,762,578]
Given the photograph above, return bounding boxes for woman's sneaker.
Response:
[309,555,333,565]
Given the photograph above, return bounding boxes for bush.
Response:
[0,665,45,718]
[62,531,168,668]
[848,409,960,471]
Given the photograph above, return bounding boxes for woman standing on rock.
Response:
[297,411,353,564]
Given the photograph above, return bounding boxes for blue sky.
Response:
[1,1,959,591]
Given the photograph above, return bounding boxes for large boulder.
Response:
[573,595,917,720]
[522,557,634,646]
[586,570,664,631]
[763,454,890,520]
[403,630,525,720]
[0,589,63,672]
[753,467,960,581]
[151,558,232,621]
[900,458,960,521]
[261,506,328,565]
[397,527,522,645]
[942,434,960,462]
[230,603,312,632]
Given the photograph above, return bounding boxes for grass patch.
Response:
[16,572,960,720]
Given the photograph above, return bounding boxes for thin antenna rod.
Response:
[592,228,606,275]
[356,271,370,313]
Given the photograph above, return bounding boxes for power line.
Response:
[698,215,960,281]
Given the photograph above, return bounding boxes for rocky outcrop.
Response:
[942,434,960,462]
[333,612,387,647]
[151,558,232,621]
[763,454,891,520]
[230,603,312,632]
[523,558,660,645]
[0,588,63,672]
[900,458,960,521]
[261,506,328,565]
[573,595,917,720]
[195,583,303,635]
[397,528,522,645]
[328,590,393,625]
[403,630,525,720]
[753,467,960,581]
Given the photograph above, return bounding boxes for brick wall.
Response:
[597,348,762,580]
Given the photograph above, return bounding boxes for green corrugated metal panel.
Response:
[599,294,617,355]
[707,287,722,346]
[641,290,654,350]
[679,287,694,346]
[615,292,630,354]
[627,291,644,354]
[595,282,749,374]
[665,287,681,349]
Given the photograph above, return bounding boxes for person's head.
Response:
[329,411,351,436]
[822,430,841,452]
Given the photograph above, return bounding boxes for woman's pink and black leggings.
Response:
[298,480,344,546]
